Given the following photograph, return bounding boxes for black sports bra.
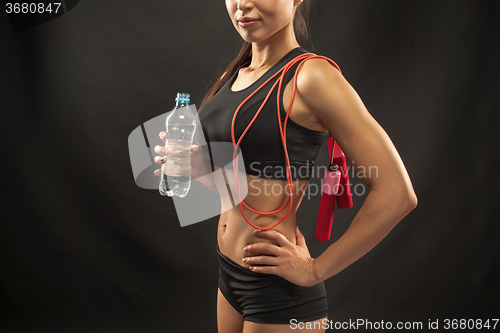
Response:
[198,47,330,181]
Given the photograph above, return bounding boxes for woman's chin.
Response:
[239,34,259,43]
[240,35,269,44]
[235,29,268,43]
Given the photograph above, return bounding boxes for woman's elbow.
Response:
[401,188,418,212]
[408,192,418,210]
[382,181,418,213]
[392,174,418,212]
[368,173,418,212]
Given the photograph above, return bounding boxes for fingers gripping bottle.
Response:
[159,93,196,198]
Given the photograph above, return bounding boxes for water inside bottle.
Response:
[159,123,196,197]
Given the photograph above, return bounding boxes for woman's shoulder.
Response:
[293,54,359,128]
[295,55,345,99]
[297,55,341,79]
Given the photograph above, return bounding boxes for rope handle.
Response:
[330,137,336,166]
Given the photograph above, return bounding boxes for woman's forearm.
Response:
[193,174,219,193]
[192,164,220,193]
[313,188,417,283]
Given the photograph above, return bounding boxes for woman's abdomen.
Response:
[217,172,309,268]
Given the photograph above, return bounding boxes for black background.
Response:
[1,1,499,332]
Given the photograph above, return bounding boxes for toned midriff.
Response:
[217,169,309,269]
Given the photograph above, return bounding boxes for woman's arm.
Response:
[241,57,417,287]
[297,58,418,283]
[191,157,220,193]
[192,172,219,193]
[189,143,221,193]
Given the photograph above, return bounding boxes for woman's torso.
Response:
[217,174,309,269]
[199,47,329,268]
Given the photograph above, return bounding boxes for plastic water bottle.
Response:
[159,93,196,198]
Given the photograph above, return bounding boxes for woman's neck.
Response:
[247,28,301,73]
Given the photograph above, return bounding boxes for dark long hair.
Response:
[198,0,314,109]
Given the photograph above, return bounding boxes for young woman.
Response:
[154,0,417,332]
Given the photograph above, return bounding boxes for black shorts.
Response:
[217,245,328,324]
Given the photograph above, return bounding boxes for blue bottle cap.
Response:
[176,93,190,104]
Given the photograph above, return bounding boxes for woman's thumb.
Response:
[189,145,199,153]
[296,226,306,247]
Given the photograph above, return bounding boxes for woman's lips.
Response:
[238,19,260,28]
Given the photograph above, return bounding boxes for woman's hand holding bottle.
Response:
[153,131,215,186]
